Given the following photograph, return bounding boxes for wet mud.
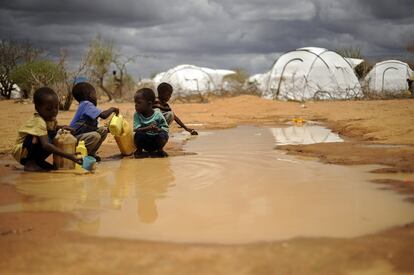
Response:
[0,97,414,274]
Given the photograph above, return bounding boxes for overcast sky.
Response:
[1,0,413,79]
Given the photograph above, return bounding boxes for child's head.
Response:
[157,82,173,103]
[33,87,59,122]
[134,88,156,114]
[72,82,97,106]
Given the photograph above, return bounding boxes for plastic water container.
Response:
[82,156,96,171]
[53,130,77,169]
[109,115,123,136]
[76,140,88,170]
[115,119,136,156]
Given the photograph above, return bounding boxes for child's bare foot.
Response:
[134,150,149,159]
[24,161,49,172]
[92,155,101,162]
[151,150,168,158]
[38,160,56,170]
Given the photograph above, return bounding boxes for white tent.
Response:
[154,65,235,97]
[0,82,21,99]
[345,58,364,69]
[246,72,270,93]
[10,85,21,99]
[364,60,413,94]
[262,47,362,101]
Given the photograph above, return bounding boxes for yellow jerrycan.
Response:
[114,119,136,156]
[75,140,88,170]
[53,129,77,169]
[109,114,123,136]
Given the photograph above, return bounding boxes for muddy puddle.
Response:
[1,125,414,244]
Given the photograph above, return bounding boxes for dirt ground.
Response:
[1,95,414,274]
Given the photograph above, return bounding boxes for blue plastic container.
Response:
[82,156,96,171]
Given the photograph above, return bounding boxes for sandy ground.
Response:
[1,95,414,274]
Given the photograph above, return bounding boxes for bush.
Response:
[11,60,64,96]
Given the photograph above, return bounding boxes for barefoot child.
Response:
[133,88,169,158]
[154,82,198,135]
[12,87,82,171]
[69,82,119,161]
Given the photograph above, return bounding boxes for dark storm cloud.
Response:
[360,0,414,20]
[0,0,413,77]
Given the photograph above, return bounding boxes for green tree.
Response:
[86,35,116,101]
[336,47,371,79]
[54,49,90,110]
[225,67,249,84]
[0,39,41,98]
[108,71,136,101]
[11,60,64,95]
[113,55,136,99]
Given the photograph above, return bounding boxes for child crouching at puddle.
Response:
[133,88,169,158]
[154,82,198,135]
[12,87,82,172]
[70,82,119,161]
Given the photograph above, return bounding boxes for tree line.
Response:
[0,35,136,110]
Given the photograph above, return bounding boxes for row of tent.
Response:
[248,47,413,101]
[4,47,412,101]
[149,47,413,101]
[152,65,236,98]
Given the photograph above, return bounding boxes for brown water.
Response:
[1,126,414,244]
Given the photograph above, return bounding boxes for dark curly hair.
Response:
[157,82,173,96]
[33,87,58,107]
[72,82,95,102]
[135,88,156,102]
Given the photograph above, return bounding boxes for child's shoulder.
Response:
[19,113,54,136]
[78,100,94,107]
[153,109,164,116]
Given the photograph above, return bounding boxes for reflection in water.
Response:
[1,126,414,244]
[135,159,174,223]
[270,124,343,145]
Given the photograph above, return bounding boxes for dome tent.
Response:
[246,72,270,93]
[154,65,235,98]
[364,60,413,94]
[263,47,362,101]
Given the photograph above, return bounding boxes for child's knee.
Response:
[97,127,108,138]
[82,132,101,148]
[90,132,101,142]
[134,132,145,142]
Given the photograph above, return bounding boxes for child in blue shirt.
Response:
[70,82,119,161]
[133,88,169,158]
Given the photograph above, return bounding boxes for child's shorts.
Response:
[134,131,169,152]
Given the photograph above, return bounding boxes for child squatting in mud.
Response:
[133,88,169,158]
[70,82,119,161]
[12,87,82,171]
[154,82,198,135]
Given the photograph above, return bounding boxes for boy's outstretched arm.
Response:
[99,107,120,119]
[174,115,198,135]
[38,135,82,164]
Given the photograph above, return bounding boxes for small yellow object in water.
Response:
[292,117,306,124]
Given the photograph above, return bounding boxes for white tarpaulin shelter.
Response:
[246,72,270,93]
[344,58,364,69]
[154,65,235,97]
[0,82,21,99]
[364,60,413,94]
[262,47,362,101]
